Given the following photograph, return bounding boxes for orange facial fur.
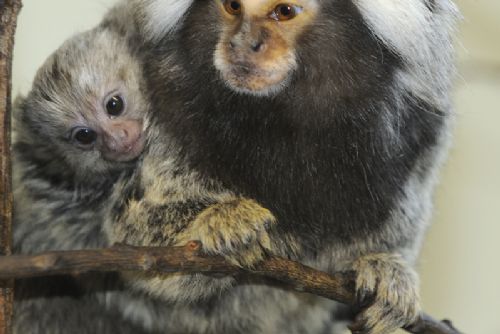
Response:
[214,0,318,96]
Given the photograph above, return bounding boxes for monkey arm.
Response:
[104,152,276,301]
[175,197,276,267]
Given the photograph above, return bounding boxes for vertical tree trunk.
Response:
[0,1,22,333]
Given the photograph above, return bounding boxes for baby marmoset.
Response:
[13,23,153,255]
[11,22,154,334]
[13,26,149,255]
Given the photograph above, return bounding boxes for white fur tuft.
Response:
[140,0,194,41]
[353,0,460,106]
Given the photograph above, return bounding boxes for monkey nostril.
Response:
[229,40,236,49]
[119,128,128,139]
[251,41,264,53]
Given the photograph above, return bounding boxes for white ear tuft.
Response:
[140,0,195,41]
[353,0,460,105]
[353,0,458,64]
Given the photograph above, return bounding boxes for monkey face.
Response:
[69,92,145,163]
[27,81,147,179]
[214,0,318,96]
[20,28,149,179]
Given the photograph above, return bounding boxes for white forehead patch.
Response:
[142,0,194,41]
[240,0,269,13]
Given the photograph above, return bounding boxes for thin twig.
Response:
[0,242,460,334]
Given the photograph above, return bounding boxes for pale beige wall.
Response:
[12,0,118,96]
[12,1,500,334]
[417,2,500,334]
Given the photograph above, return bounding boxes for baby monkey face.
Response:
[22,28,149,178]
[214,0,318,96]
[70,91,144,163]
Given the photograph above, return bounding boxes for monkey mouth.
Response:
[214,40,297,97]
[214,52,292,97]
[122,134,145,161]
[220,63,291,96]
[104,133,145,163]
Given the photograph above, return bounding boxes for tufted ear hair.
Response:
[353,0,459,66]
[353,0,460,105]
[133,0,195,41]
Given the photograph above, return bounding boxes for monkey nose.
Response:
[250,41,264,53]
[118,128,128,140]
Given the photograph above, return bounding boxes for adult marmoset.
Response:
[101,0,459,333]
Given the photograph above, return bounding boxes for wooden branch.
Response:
[0,1,23,333]
[0,242,461,334]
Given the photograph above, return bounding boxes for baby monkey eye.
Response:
[106,95,125,117]
[223,0,242,15]
[72,127,97,147]
[271,4,301,21]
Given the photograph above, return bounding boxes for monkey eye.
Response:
[223,0,242,15]
[270,4,302,21]
[71,127,97,147]
[105,95,125,117]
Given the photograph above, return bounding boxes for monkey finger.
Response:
[350,302,409,334]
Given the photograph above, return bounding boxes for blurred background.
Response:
[11,1,500,333]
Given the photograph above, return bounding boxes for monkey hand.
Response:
[348,253,420,334]
[178,198,276,267]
